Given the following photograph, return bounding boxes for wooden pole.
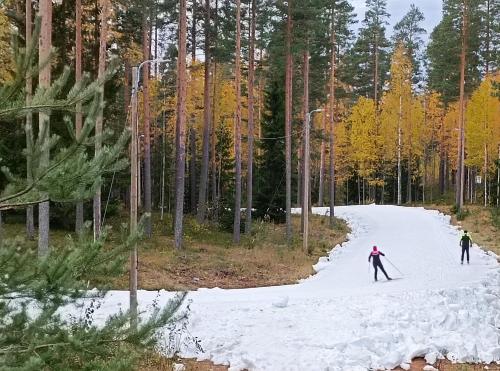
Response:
[75,0,84,234]
[129,67,139,326]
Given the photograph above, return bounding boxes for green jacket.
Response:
[460,233,472,248]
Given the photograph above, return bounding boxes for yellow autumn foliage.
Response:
[465,75,500,173]
[0,8,13,83]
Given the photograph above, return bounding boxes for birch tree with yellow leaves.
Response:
[466,75,500,206]
[349,97,378,203]
[380,43,413,204]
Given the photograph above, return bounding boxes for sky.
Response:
[350,0,444,44]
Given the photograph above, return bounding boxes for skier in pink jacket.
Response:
[368,246,392,281]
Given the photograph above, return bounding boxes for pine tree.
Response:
[392,4,426,81]
[0,25,188,369]
[255,79,286,223]
[427,0,484,104]
[344,0,390,102]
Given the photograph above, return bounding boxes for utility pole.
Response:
[129,66,139,327]
[129,58,168,326]
[303,108,323,253]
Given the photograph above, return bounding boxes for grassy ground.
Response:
[0,210,349,291]
[112,212,349,291]
[425,204,500,256]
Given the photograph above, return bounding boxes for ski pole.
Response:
[383,256,404,276]
[368,262,372,283]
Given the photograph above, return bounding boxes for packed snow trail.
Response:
[89,205,500,370]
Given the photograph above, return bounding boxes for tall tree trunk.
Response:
[285,0,293,243]
[257,48,264,158]
[484,143,488,206]
[174,0,188,249]
[318,112,325,207]
[245,0,256,234]
[197,0,211,222]
[211,61,217,210]
[93,0,109,241]
[210,0,218,216]
[357,175,361,204]
[374,26,379,104]
[302,48,310,252]
[496,144,499,207]
[423,155,427,204]
[160,110,166,220]
[233,0,242,243]
[362,178,365,204]
[329,6,336,226]
[456,0,468,210]
[154,2,158,75]
[142,12,152,238]
[297,146,302,207]
[190,126,197,213]
[381,175,385,204]
[485,0,491,74]
[25,0,35,240]
[191,0,196,63]
[38,0,52,257]
[124,60,131,114]
[407,158,412,203]
[397,95,402,205]
[75,0,84,234]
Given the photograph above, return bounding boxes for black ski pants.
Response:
[461,246,470,263]
[373,262,389,281]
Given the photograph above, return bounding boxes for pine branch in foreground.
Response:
[0,20,189,370]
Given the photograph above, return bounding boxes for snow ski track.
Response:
[81,205,499,370]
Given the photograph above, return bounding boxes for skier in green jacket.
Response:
[460,230,472,264]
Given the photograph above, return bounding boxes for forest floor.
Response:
[0,210,349,291]
[111,212,349,291]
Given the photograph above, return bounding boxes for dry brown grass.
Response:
[139,353,231,371]
[111,213,349,291]
[0,211,348,291]
[425,204,500,256]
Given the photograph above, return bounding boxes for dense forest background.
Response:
[0,0,499,251]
